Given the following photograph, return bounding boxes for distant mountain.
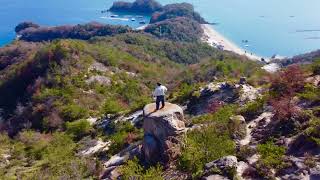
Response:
[15,22,131,42]
[276,49,320,66]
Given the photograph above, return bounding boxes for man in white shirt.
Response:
[153,82,168,110]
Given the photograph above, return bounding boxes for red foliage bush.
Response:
[270,96,300,121]
[125,132,139,144]
[206,100,224,113]
[269,65,305,97]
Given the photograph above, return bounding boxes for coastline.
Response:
[201,24,264,61]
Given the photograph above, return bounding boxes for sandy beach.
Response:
[201,24,263,61]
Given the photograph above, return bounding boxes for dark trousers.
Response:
[156,95,165,110]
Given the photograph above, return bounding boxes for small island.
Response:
[109,0,162,14]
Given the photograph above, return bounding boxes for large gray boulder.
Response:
[203,175,230,180]
[142,103,186,164]
[205,156,238,171]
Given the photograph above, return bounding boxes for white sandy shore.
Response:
[201,24,264,61]
[136,25,147,30]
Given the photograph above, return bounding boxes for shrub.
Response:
[121,157,164,180]
[206,101,225,114]
[270,96,300,121]
[107,122,143,156]
[228,116,247,139]
[298,84,320,103]
[311,59,320,75]
[0,132,99,179]
[304,153,316,168]
[257,141,286,170]
[237,145,256,161]
[269,65,305,98]
[36,133,96,179]
[171,82,197,103]
[101,98,125,115]
[60,104,89,121]
[304,117,320,146]
[66,119,93,140]
[121,157,163,179]
[191,105,236,124]
[240,97,266,120]
[179,126,235,177]
[17,130,49,160]
[0,133,11,155]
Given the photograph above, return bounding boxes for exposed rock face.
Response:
[205,156,238,171]
[188,80,262,115]
[85,75,111,86]
[203,174,230,180]
[306,75,320,87]
[187,82,239,115]
[79,139,111,156]
[142,103,186,164]
[88,62,109,73]
[237,84,261,105]
[103,141,141,168]
[204,156,238,179]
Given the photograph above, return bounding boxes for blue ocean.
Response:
[0,0,319,57]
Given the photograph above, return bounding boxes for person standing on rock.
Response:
[153,82,167,110]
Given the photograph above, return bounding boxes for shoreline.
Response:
[201,24,264,61]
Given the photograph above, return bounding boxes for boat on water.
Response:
[136,15,144,19]
[245,44,249,47]
[131,18,136,21]
[101,10,109,13]
[139,21,146,24]
[110,15,119,18]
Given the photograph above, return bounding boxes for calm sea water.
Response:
[0,0,319,57]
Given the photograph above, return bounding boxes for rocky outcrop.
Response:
[205,156,238,171]
[142,103,186,164]
[187,82,239,115]
[203,175,230,180]
[306,75,320,87]
[237,84,261,105]
[85,75,111,86]
[103,141,141,168]
[79,139,111,156]
[188,80,262,115]
[204,156,238,179]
